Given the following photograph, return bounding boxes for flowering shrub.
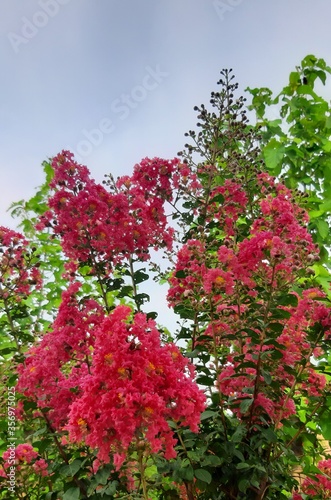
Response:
[1,57,331,499]
[0,227,41,301]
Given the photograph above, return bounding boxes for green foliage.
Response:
[247,54,331,266]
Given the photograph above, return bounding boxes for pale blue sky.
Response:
[1,0,331,327]
[1,0,331,227]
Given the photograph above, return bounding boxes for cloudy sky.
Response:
[1,0,331,327]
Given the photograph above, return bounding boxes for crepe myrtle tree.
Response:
[0,56,331,500]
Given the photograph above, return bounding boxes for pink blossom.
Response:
[32,459,49,476]
[66,305,205,468]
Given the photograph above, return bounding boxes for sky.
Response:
[1,0,331,328]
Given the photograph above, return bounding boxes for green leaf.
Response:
[184,350,199,358]
[63,487,80,500]
[210,193,224,204]
[289,71,300,86]
[238,479,250,493]
[201,455,222,467]
[104,481,119,495]
[59,459,82,477]
[297,410,306,423]
[196,375,215,386]
[178,463,194,481]
[260,369,272,385]
[316,219,329,240]
[175,270,187,278]
[267,322,284,334]
[135,292,150,306]
[43,160,54,183]
[133,269,149,284]
[271,309,291,320]
[174,304,195,319]
[239,398,253,414]
[277,293,298,307]
[231,425,246,443]
[95,464,112,485]
[236,462,251,470]
[200,410,217,421]
[322,140,331,152]
[263,139,285,172]
[27,426,47,438]
[104,277,124,291]
[146,311,158,320]
[194,469,212,484]
[117,285,133,298]
[0,347,17,355]
[319,412,331,440]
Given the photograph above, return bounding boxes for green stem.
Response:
[137,449,148,500]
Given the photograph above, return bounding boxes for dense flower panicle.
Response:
[49,151,91,190]
[128,157,180,201]
[17,282,105,429]
[66,305,206,468]
[0,226,42,300]
[172,162,202,192]
[37,152,195,273]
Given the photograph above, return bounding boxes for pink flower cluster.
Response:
[14,151,208,470]
[0,227,41,300]
[17,282,105,429]
[167,176,331,424]
[293,459,331,499]
[0,443,48,478]
[216,288,330,422]
[36,152,190,274]
[168,180,318,308]
[208,180,248,236]
[66,305,206,468]
[17,286,205,468]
